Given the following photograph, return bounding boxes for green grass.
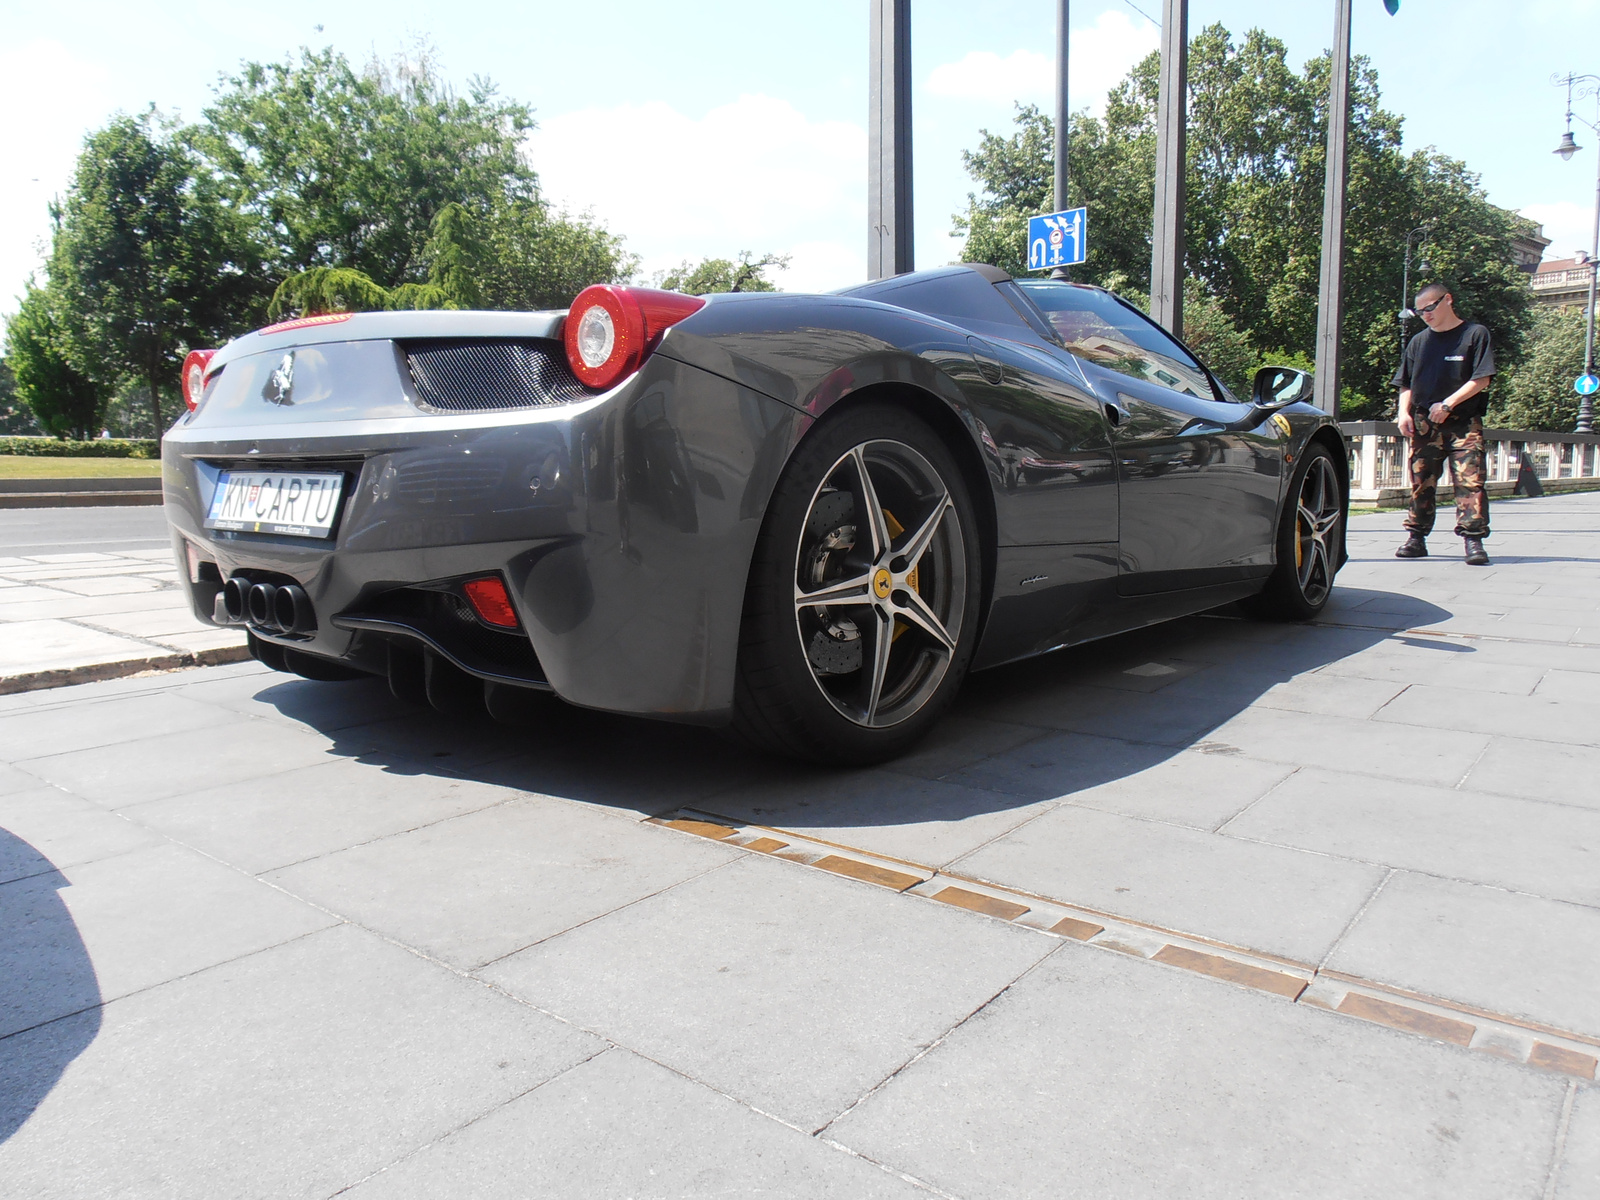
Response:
[0,455,163,479]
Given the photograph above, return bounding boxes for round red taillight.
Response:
[563,285,705,390]
[181,348,218,412]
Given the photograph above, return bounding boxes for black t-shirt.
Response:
[1392,321,1496,419]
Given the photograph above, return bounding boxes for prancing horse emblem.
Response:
[262,352,295,406]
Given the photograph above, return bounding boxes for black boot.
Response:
[1464,537,1490,566]
[1395,533,1428,558]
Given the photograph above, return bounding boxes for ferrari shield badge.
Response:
[262,352,296,406]
[1271,412,1292,437]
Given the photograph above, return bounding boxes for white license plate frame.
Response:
[204,470,346,539]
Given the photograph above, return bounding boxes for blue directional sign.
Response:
[1027,207,1087,272]
[1576,373,1600,396]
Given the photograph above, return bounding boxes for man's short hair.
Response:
[1415,281,1449,304]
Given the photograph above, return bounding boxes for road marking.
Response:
[651,807,1600,1081]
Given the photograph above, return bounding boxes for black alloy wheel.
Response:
[733,403,982,763]
[1247,442,1344,620]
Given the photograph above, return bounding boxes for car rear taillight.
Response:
[462,577,520,629]
[563,285,705,390]
[181,349,218,412]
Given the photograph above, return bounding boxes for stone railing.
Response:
[1340,421,1600,502]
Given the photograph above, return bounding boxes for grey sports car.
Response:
[163,264,1347,762]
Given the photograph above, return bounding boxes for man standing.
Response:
[1393,282,1496,566]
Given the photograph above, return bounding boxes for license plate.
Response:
[204,470,345,538]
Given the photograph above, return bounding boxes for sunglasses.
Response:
[1417,296,1448,315]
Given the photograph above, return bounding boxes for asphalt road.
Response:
[0,507,171,557]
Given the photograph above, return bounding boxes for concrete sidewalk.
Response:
[0,492,1596,1196]
[0,541,247,694]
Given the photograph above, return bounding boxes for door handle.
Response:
[1103,401,1127,427]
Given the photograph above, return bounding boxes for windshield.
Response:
[1014,281,1216,400]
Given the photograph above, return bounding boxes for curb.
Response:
[652,809,1600,1083]
[0,644,253,696]
[0,492,163,508]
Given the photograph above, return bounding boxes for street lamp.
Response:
[1398,225,1430,356]
[1553,72,1600,434]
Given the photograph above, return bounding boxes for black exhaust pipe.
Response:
[247,582,280,630]
[222,576,250,623]
[273,584,315,635]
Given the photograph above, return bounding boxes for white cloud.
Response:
[528,94,865,293]
[0,40,112,313]
[923,11,1159,117]
[1519,201,1596,262]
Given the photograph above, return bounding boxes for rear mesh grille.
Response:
[404,340,591,412]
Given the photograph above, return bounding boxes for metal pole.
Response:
[1051,0,1071,280]
[1579,141,1599,433]
[1150,0,1187,336]
[867,0,913,280]
[1313,0,1354,417]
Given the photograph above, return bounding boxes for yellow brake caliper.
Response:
[883,511,920,641]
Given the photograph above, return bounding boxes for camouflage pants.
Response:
[1406,414,1490,538]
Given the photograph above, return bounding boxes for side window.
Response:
[1015,281,1218,401]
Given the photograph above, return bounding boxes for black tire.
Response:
[731,402,983,764]
[1245,442,1344,621]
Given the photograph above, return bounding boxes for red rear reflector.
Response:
[462,577,519,628]
[258,312,355,336]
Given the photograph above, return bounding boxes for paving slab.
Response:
[1228,766,1600,908]
[1327,871,1600,1040]
[341,1046,931,1200]
[122,758,524,874]
[0,924,603,1199]
[1554,1084,1600,1200]
[0,690,240,762]
[0,841,336,1037]
[17,716,352,808]
[828,942,1567,1200]
[172,669,413,732]
[1201,705,1491,787]
[481,853,1055,1132]
[0,619,159,675]
[267,796,742,969]
[948,802,1386,963]
[0,787,160,884]
[1375,683,1600,747]
[1461,737,1600,810]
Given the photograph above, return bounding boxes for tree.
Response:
[0,358,43,435]
[191,47,538,288]
[1488,306,1587,431]
[952,24,1532,417]
[49,112,263,437]
[655,252,790,295]
[4,285,109,439]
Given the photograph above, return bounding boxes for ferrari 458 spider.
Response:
[163,264,1346,762]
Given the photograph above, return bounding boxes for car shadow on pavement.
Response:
[245,588,1452,843]
[0,833,103,1144]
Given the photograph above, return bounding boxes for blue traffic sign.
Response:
[1027,207,1087,272]
[1576,373,1600,396]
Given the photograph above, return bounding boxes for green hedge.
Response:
[0,437,158,459]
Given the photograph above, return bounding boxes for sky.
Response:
[2,0,1597,316]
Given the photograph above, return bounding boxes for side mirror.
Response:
[1251,365,1313,409]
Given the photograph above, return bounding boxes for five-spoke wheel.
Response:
[1248,441,1345,621]
[734,404,980,763]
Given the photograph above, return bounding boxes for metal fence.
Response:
[1340,421,1600,502]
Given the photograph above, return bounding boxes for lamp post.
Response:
[1397,225,1431,356]
[1051,0,1071,280]
[1554,72,1600,434]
